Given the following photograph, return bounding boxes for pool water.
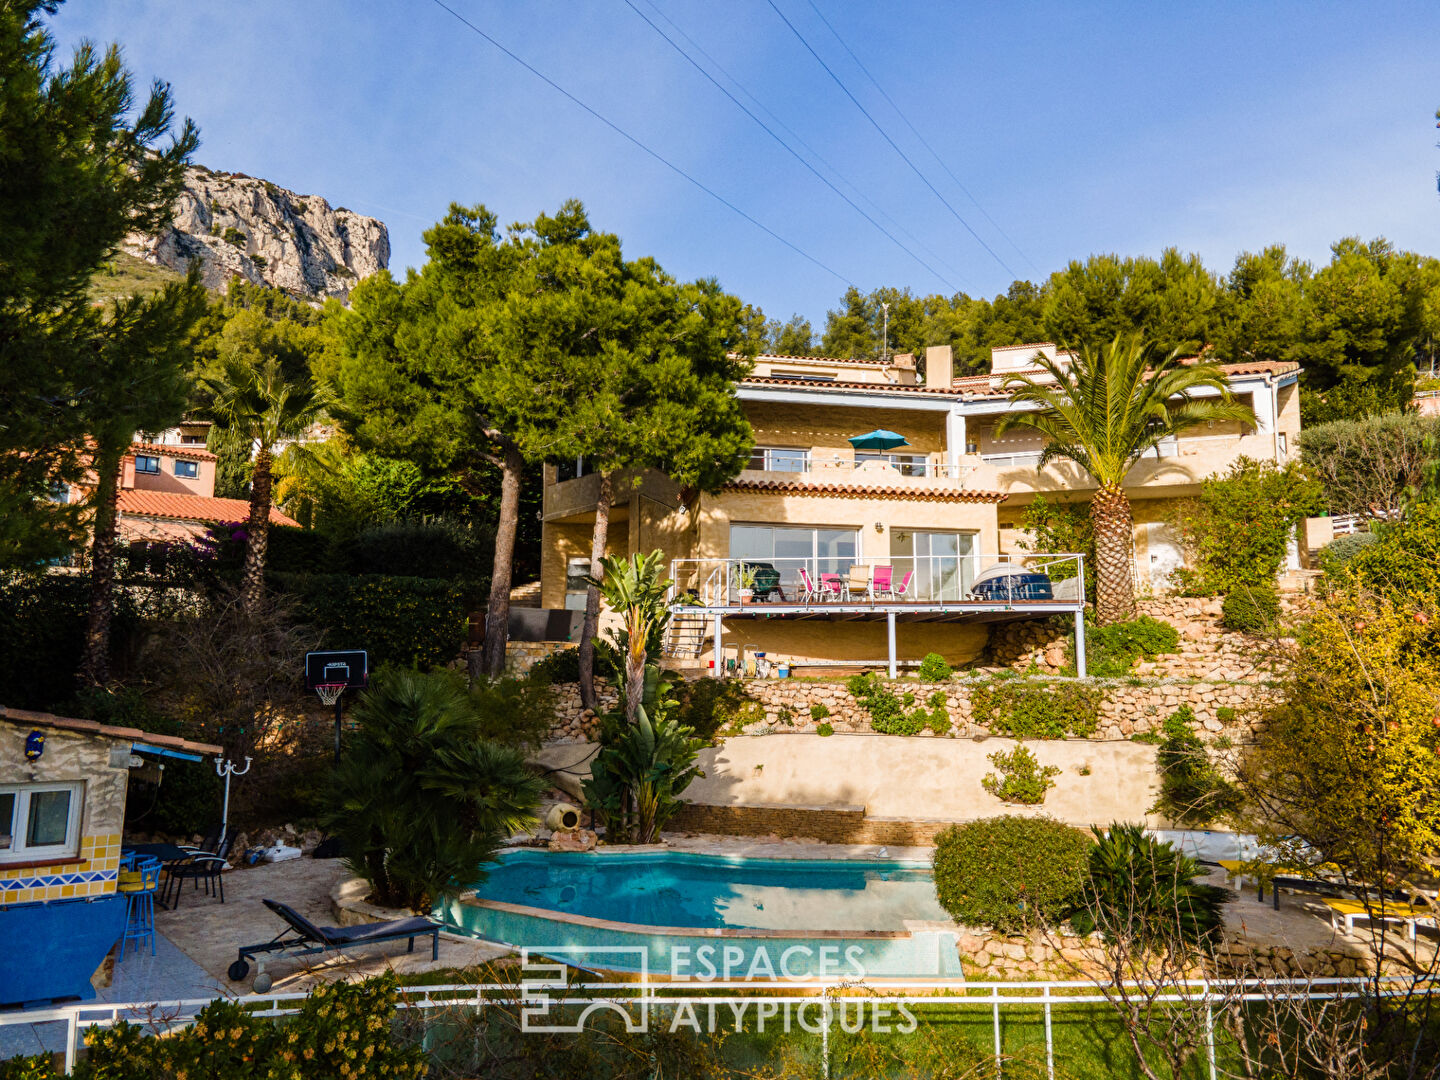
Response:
[467,850,948,932]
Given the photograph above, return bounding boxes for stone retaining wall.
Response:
[668,803,954,847]
[547,680,616,742]
[743,677,1276,740]
[506,640,572,676]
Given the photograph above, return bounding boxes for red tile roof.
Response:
[2,707,222,757]
[127,442,217,462]
[756,352,888,365]
[723,477,1008,503]
[118,489,299,527]
[741,375,955,394]
[953,359,1301,397]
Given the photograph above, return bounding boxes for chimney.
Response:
[925,345,954,388]
[888,352,916,385]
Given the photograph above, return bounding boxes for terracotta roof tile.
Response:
[953,359,1301,398]
[127,442,216,462]
[118,489,299,527]
[723,477,1007,503]
[2,707,222,757]
[741,375,955,394]
[756,352,888,365]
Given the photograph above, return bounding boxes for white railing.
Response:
[668,552,1085,608]
[3,977,1426,1079]
[746,451,969,482]
[979,450,1044,468]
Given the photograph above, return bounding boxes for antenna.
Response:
[880,301,890,364]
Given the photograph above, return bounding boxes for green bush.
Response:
[1335,501,1440,600]
[816,722,834,736]
[1074,823,1231,945]
[344,519,494,580]
[583,704,703,843]
[917,652,954,681]
[1220,586,1280,632]
[1171,457,1324,595]
[325,670,543,909]
[809,702,830,720]
[275,572,473,670]
[672,677,763,740]
[0,572,141,710]
[932,816,1091,933]
[1318,530,1378,574]
[61,975,425,1080]
[846,672,938,736]
[970,680,1104,738]
[1150,706,1243,827]
[527,641,620,686]
[1082,614,1181,675]
[981,745,1060,804]
[1215,706,1236,722]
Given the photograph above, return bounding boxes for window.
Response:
[747,447,809,473]
[134,455,160,475]
[174,459,199,479]
[555,457,591,483]
[0,782,84,863]
[909,530,979,600]
[180,435,207,445]
[855,452,927,477]
[1277,432,1288,457]
[729,524,859,591]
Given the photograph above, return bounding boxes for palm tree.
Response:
[998,335,1254,624]
[587,549,672,725]
[201,358,329,611]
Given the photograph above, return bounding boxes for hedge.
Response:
[932,816,1092,933]
[273,572,473,670]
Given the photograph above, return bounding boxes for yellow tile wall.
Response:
[0,831,120,905]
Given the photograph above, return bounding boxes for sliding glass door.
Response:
[912,531,978,601]
[729,524,859,593]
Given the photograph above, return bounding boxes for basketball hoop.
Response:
[315,683,345,707]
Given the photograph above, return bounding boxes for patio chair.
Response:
[817,573,845,600]
[228,899,440,993]
[870,564,894,599]
[846,564,872,599]
[162,833,233,909]
[891,570,915,599]
[797,567,820,602]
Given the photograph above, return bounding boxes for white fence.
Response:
[3,976,1425,1080]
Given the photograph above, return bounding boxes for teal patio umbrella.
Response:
[848,429,910,451]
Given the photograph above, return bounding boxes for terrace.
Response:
[667,552,1090,677]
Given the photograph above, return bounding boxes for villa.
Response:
[540,342,1302,672]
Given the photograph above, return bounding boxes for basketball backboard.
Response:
[304,650,368,690]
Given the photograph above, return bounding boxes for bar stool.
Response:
[118,854,162,959]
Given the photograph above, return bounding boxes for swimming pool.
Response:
[436,849,964,979]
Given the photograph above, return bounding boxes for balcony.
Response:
[741,448,970,489]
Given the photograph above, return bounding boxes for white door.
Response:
[1144,523,1184,592]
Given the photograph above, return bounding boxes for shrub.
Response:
[324,669,543,909]
[672,677,762,740]
[264,525,332,573]
[917,652,954,681]
[846,672,937,736]
[809,702,830,720]
[775,705,794,725]
[1171,457,1324,595]
[970,680,1103,738]
[583,704,703,843]
[1318,529,1378,574]
[1221,586,1279,632]
[816,722,834,736]
[1150,706,1243,827]
[275,571,474,670]
[932,816,1091,933]
[1299,412,1439,517]
[1335,500,1440,600]
[1215,706,1236,722]
[1082,615,1180,675]
[981,745,1060,804]
[1074,823,1231,945]
[222,225,246,247]
[528,640,620,686]
[344,519,494,580]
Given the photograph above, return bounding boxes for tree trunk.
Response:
[481,441,525,678]
[79,447,124,686]
[240,447,273,613]
[1090,482,1137,625]
[577,471,614,711]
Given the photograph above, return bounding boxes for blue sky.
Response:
[52,1,1440,326]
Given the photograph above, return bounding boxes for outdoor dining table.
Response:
[122,843,193,909]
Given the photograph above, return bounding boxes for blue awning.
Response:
[131,740,206,764]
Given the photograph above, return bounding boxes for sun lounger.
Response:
[1323,898,1438,940]
[228,899,440,992]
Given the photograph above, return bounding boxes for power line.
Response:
[803,0,1041,277]
[425,0,854,287]
[765,0,1019,282]
[627,0,970,293]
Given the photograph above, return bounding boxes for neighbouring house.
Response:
[539,343,1303,672]
[52,432,298,549]
[0,707,220,1004]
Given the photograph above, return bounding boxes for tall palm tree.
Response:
[998,335,1254,624]
[202,357,330,611]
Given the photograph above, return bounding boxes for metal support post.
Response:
[1074,608,1087,679]
[712,614,723,678]
[887,611,898,678]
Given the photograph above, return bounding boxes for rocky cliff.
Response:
[123,165,389,302]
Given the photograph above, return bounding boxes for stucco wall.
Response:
[746,401,946,457]
[717,619,990,666]
[684,734,1162,828]
[0,722,127,904]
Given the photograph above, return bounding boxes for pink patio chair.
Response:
[797,567,819,603]
[818,572,844,601]
[891,570,915,600]
[871,564,894,599]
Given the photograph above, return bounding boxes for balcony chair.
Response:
[870,564,896,599]
[817,572,845,601]
[891,570,915,600]
[846,564,872,600]
[162,833,233,909]
[797,567,820,602]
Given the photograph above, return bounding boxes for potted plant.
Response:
[733,563,757,606]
